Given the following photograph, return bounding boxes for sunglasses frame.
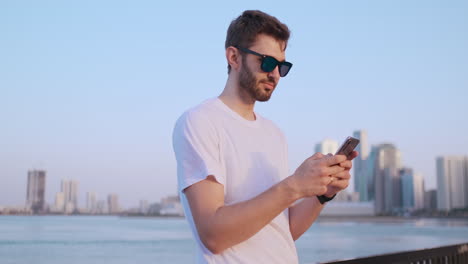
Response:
[235,46,293,77]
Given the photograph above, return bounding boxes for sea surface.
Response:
[1,215,467,264]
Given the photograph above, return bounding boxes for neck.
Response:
[219,75,256,121]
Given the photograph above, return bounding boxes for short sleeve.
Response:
[172,110,225,194]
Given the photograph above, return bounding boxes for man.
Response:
[172,10,358,263]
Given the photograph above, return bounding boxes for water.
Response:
[1,216,467,264]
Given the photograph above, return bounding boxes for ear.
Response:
[226,46,241,72]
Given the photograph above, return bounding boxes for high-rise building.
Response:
[86,192,97,214]
[26,170,46,214]
[401,168,415,209]
[436,156,468,211]
[107,194,119,214]
[374,144,402,214]
[353,130,369,201]
[96,200,106,214]
[54,192,65,212]
[61,180,79,212]
[139,200,149,214]
[315,139,339,155]
[424,190,437,210]
[366,146,378,201]
[413,172,425,210]
[401,169,424,210]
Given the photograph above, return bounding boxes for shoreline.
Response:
[2,214,467,223]
[316,215,468,223]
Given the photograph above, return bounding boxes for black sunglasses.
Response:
[236,46,293,77]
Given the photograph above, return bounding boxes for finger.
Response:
[339,160,352,169]
[349,151,359,160]
[322,154,347,166]
[331,171,351,180]
[321,176,333,185]
[325,165,346,176]
[328,179,349,189]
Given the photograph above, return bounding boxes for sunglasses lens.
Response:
[279,62,292,77]
[261,56,279,72]
[262,56,293,77]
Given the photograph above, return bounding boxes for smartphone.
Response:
[335,136,360,159]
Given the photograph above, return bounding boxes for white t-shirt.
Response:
[172,98,298,264]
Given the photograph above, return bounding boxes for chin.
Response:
[256,94,272,102]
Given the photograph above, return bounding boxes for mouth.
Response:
[261,81,276,90]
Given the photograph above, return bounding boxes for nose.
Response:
[267,65,281,81]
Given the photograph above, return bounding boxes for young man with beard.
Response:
[172,10,358,263]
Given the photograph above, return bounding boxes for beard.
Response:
[238,59,276,102]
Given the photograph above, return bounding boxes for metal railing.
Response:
[321,243,468,264]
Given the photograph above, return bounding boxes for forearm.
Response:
[288,196,324,241]
[199,177,300,253]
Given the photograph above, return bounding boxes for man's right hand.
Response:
[287,153,347,198]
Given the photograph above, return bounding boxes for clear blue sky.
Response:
[1,0,467,208]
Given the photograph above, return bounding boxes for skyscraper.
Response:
[61,180,79,212]
[365,146,378,201]
[413,172,425,210]
[86,192,97,214]
[107,194,119,214]
[401,168,415,209]
[353,130,369,201]
[374,144,402,214]
[314,139,339,155]
[26,170,46,214]
[54,192,65,212]
[424,190,437,210]
[436,156,468,211]
[400,168,424,210]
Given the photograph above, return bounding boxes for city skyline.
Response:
[7,133,458,213]
[1,169,185,216]
[1,1,468,208]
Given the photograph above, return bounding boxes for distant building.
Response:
[96,200,107,214]
[353,130,370,201]
[107,194,119,214]
[54,192,65,212]
[401,168,415,209]
[401,168,425,210]
[437,156,468,211]
[148,203,162,215]
[334,190,349,202]
[26,170,46,214]
[315,139,339,155]
[366,146,378,201]
[160,195,183,216]
[413,173,425,210]
[61,180,79,212]
[334,191,360,202]
[321,201,375,216]
[139,200,149,214]
[374,144,402,214]
[424,189,437,210]
[86,192,97,214]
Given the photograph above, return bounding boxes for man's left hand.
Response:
[325,151,359,197]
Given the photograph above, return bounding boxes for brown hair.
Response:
[225,10,290,74]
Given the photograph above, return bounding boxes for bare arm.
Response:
[185,154,347,254]
[185,175,299,254]
[288,197,324,241]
